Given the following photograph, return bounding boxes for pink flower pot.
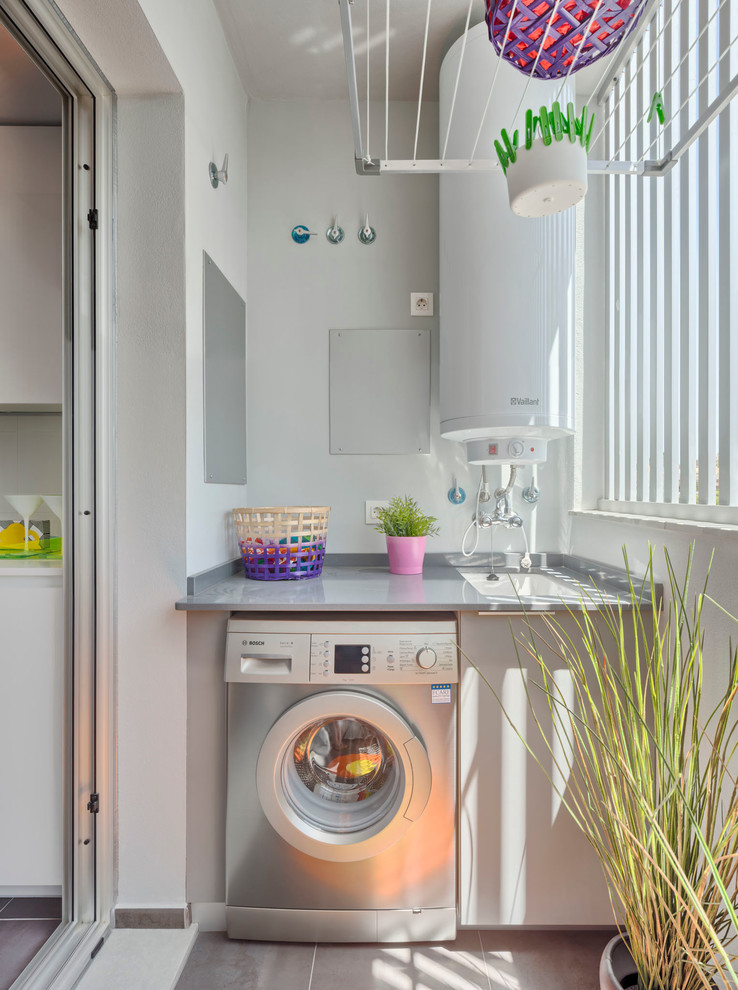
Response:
[386,535,426,575]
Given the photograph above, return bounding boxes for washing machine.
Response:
[224,612,458,943]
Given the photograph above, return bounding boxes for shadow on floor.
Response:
[175,928,617,990]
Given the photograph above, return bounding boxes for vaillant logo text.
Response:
[510,397,540,406]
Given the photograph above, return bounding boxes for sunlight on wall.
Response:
[551,668,575,825]
[501,668,528,924]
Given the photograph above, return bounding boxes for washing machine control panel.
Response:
[309,635,458,683]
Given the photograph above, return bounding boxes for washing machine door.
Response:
[255,690,432,862]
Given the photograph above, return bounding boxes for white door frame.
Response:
[0,1,115,986]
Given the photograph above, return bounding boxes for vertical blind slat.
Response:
[663,0,679,503]
[606,93,617,500]
[637,32,650,501]
[626,57,639,501]
[679,1,698,503]
[697,5,718,505]
[616,78,627,502]
[651,8,665,501]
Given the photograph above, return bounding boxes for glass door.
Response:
[0,1,107,986]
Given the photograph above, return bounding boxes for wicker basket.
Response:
[233,506,330,581]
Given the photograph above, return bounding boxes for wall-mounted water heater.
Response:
[439,23,576,465]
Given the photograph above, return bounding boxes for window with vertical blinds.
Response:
[602,0,738,523]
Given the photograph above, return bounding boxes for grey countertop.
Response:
[176,554,645,612]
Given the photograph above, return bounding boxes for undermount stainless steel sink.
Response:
[457,568,599,603]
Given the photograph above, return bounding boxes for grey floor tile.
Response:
[175,932,315,990]
[479,929,617,990]
[312,931,489,990]
[1,897,62,920]
[0,919,60,990]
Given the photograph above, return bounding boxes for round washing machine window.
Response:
[285,715,403,833]
[256,691,432,862]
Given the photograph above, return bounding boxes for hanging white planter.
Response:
[495,101,594,218]
[506,138,588,218]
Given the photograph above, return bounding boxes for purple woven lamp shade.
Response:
[485,0,650,80]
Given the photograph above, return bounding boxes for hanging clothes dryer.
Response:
[224,613,458,943]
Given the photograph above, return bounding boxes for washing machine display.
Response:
[333,644,371,674]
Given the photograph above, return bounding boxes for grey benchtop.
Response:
[176,552,650,612]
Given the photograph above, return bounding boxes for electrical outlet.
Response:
[365,500,390,525]
[411,292,434,316]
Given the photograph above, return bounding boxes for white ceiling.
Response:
[212,0,617,104]
[212,0,486,102]
[0,23,61,125]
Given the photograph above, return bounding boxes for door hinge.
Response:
[87,792,99,814]
[87,208,99,230]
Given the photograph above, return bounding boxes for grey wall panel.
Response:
[203,252,247,484]
[329,329,431,455]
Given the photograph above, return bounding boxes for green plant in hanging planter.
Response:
[494,101,596,175]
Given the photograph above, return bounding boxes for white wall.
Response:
[246,99,568,557]
[133,0,248,576]
[115,94,188,910]
[0,127,62,407]
[0,413,62,510]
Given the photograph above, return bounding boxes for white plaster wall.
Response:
[0,127,62,406]
[246,100,568,556]
[115,95,187,908]
[133,0,249,575]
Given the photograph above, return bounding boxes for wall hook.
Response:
[358,214,377,245]
[291,225,316,244]
[448,476,466,505]
[326,217,345,244]
[209,153,229,189]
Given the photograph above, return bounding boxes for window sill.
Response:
[570,507,738,537]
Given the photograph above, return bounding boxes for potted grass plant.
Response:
[375,496,439,575]
[469,547,738,990]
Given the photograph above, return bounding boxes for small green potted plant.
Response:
[375,496,439,575]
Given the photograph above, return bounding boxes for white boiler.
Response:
[439,23,576,465]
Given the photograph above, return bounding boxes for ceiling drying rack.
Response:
[339,0,738,178]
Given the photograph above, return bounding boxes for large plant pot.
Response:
[600,935,639,990]
[385,535,426,575]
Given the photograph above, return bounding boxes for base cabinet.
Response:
[458,610,615,926]
[0,574,63,893]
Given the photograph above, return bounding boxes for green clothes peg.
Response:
[648,91,665,125]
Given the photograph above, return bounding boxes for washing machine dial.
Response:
[415,647,437,669]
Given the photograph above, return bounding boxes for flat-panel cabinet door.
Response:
[458,611,615,926]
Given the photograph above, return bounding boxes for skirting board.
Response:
[189,902,226,932]
[113,906,191,929]
[0,885,62,897]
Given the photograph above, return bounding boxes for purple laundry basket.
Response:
[233,506,330,581]
[485,0,650,80]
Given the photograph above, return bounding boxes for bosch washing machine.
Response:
[224,613,458,943]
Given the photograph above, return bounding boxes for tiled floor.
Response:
[175,928,616,990]
[0,897,62,990]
